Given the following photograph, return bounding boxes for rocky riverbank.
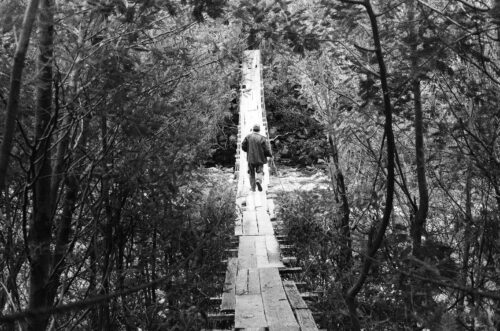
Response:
[203,164,331,194]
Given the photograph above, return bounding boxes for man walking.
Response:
[242,124,272,192]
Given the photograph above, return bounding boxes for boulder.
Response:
[280,145,291,158]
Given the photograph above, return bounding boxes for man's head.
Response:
[253,124,260,132]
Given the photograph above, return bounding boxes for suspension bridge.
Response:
[207,50,319,330]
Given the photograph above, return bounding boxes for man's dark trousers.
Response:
[248,163,263,191]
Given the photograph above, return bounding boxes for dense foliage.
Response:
[0,0,239,329]
[273,0,500,330]
[1,0,500,330]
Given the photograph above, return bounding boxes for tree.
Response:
[26,0,55,329]
[0,0,40,194]
[295,53,355,286]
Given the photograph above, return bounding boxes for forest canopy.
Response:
[0,0,500,330]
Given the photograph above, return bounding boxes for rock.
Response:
[280,145,290,158]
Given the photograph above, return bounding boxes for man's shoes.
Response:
[256,181,262,192]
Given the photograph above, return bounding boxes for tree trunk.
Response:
[410,78,429,255]
[27,0,54,329]
[99,115,112,331]
[408,1,429,257]
[46,174,78,305]
[343,0,396,329]
[50,35,84,209]
[44,29,87,309]
[89,232,99,330]
[327,133,352,280]
[491,5,500,328]
[0,0,40,194]
[457,166,473,322]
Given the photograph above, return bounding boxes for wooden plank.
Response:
[236,268,248,295]
[238,236,257,269]
[235,295,267,329]
[242,210,258,235]
[278,267,302,274]
[209,296,221,303]
[248,268,261,294]
[268,327,300,331]
[236,197,246,208]
[225,248,238,256]
[220,258,238,312]
[236,163,247,198]
[207,313,235,321]
[294,281,307,289]
[301,292,320,300]
[295,309,319,331]
[262,164,269,191]
[255,236,268,268]
[254,191,266,208]
[256,209,274,235]
[283,256,297,265]
[267,199,276,219]
[246,192,256,210]
[265,235,283,267]
[235,215,243,236]
[259,268,299,329]
[282,281,308,309]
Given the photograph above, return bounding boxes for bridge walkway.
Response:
[215,50,319,331]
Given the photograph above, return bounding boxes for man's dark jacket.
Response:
[242,132,271,164]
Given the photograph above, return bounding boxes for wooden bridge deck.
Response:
[215,50,318,330]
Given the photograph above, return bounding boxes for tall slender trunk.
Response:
[50,35,83,209]
[491,5,500,328]
[99,115,112,331]
[457,166,473,318]
[46,28,86,309]
[27,0,54,330]
[89,232,99,330]
[408,1,429,257]
[343,1,396,329]
[0,0,40,193]
[151,223,158,308]
[46,118,88,309]
[1,201,17,311]
[46,174,78,298]
[327,133,352,281]
[410,78,429,255]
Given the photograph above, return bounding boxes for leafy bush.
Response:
[276,189,467,330]
[130,177,236,330]
[276,189,352,329]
